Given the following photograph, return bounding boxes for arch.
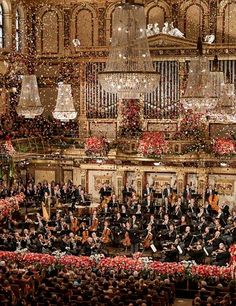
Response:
[71,4,98,47]
[145,0,172,29]
[0,0,12,49]
[222,2,236,43]
[180,0,210,40]
[36,6,63,54]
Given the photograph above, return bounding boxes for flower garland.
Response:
[213,138,235,156]
[85,136,109,156]
[138,131,169,157]
[0,251,235,281]
[175,111,207,140]
[0,193,25,216]
[119,99,143,137]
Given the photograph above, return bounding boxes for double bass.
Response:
[208,194,219,212]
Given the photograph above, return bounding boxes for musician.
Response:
[129,224,140,254]
[143,195,154,213]
[122,182,133,201]
[121,222,131,250]
[108,194,119,210]
[143,224,153,250]
[213,242,230,266]
[90,232,101,253]
[183,184,193,201]
[163,243,178,262]
[99,183,112,203]
[220,201,230,220]
[182,226,193,248]
[89,210,99,232]
[163,184,173,198]
[205,185,215,201]
[143,183,153,198]
[101,220,111,245]
[201,226,212,245]
[205,230,224,254]
[188,240,205,264]
[78,189,89,206]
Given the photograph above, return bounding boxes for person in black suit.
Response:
[183,184,193,201]
[213,243,230,266]
[142,183,153,198]
[78,190,90,206]
[163,184,173,198]
[221,201,230,220]
[122,182,134,202]
[99,183,112,202]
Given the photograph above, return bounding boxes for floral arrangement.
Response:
[175,111,207,140]
[0,251,235,281]
[190,265,231,280]
[85,136,109,156]
[59,255,95,268]
[138,131,169,157]
[119,99,143,137]
[0,193,25,216]
[149,261,185,278]
[213,138,235,156]
[99,256,144,272]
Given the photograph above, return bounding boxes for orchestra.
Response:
[0,179,235,267]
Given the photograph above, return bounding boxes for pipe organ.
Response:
[85,61,180,120]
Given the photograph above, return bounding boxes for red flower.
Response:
[213,138,235,155]
[138,132,169,157]
[85,136,108,156]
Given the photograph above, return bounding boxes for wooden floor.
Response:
[174,299,192,306]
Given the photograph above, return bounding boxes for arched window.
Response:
[0,4,4,48]
[15,9,21,51]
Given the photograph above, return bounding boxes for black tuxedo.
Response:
[163,187,173,198]
[143,187,153,198]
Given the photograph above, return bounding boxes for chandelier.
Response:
[182,56,219,111]
[16,75,44,118]
[98,0,159,99]
[53,83,77,122]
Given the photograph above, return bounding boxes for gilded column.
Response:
[135,169,143,198]
[116,170,125,201]
[176,170,185,195]
[81,169,87,190]
[197,171,208,205]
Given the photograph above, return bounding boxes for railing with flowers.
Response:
[138,131,169,158]
[0,193,25,217]
[0,251,235,282]
[85,136,109,157]
[213,138,236,156]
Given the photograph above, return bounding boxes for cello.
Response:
[101,221,111,244]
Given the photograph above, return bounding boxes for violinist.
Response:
[212,242,230,266]
[188,240,205,264]
[206,230,224,255]
[167,223,177,242]
[91,232,101,253]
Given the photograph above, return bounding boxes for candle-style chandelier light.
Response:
[16,75,44,118]
[53,83,77,122]
[98,0,159,99]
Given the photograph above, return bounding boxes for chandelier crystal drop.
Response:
[53,83,77,122]
[98,1,160,99]
[17,75,44,118]
[182,56,219,111]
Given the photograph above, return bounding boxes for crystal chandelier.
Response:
[53,83,77,122]
[209,72,236,122]
[98,0,159,99]
[17,75,44,118]
[182,56,219,111]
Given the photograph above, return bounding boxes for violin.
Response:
[122,231,131,247]
[143,231,153,249]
